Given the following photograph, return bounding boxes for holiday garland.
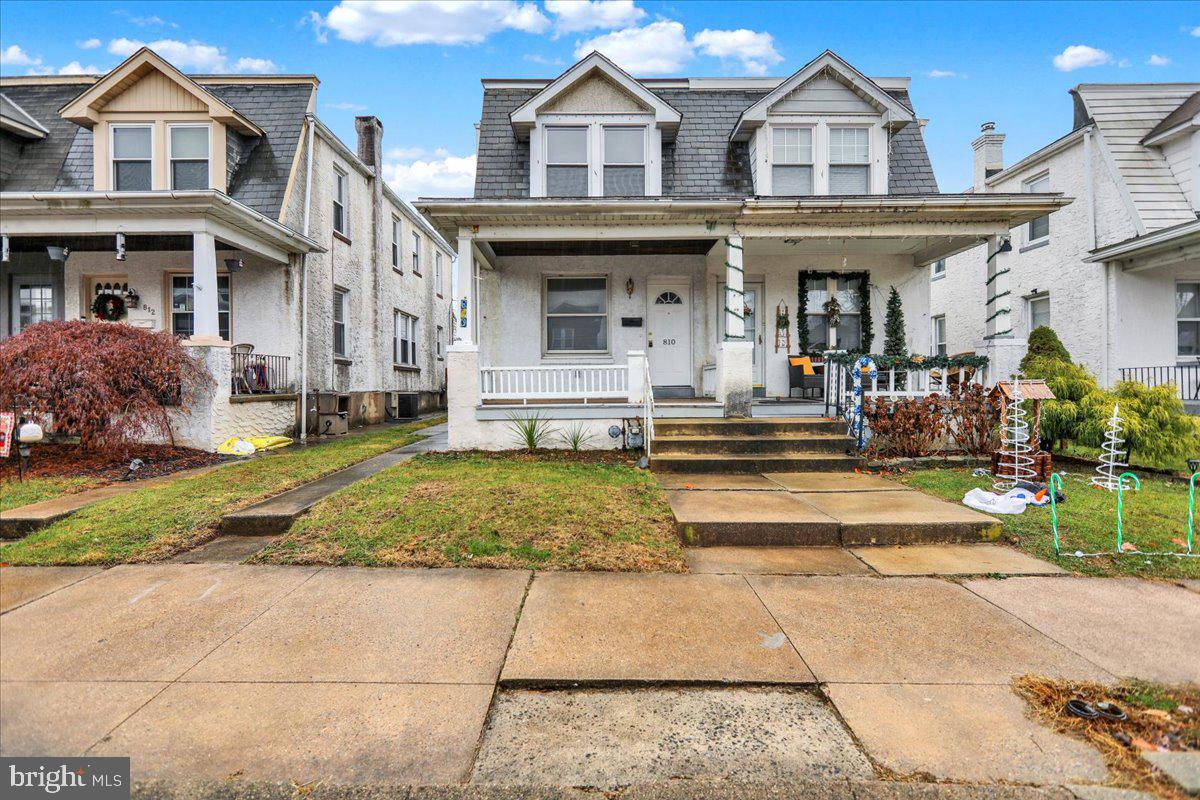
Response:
[91,293,127,322]
[824,351,990,371]
[797,270,872,355]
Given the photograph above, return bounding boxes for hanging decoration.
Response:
[796,270,871,355]
[1091,404,1132,492]
[91,292,128,322]
[774,301,790,353]
[823,294,841,329]
[994,378,1036,490]
[824,352,989,371]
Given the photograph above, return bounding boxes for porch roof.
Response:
[0,190,324,263]
[1084,217,1200,272]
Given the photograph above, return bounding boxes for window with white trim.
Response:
[394,310,418,366]
[411,232,421,274]
[391,216,401,269]
[434,252,443,295]
[932,315,947,356]
[544,275,608,353]
[603,126,645,196]
[771,127,813,195]
[333,168,349,237]
[1177,282,1200,358]
[170,274,230,341]
[168,124,209,190]
[932,259,946,278]
[111,125,152,191]
[828,127,870,194]
[803,275,863,351]
[333,287,349,357]
[1026,173,1050,242]
[1028,294,1050,333]
[545,126,588,197]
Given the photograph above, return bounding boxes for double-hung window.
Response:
[1028,294,1051,333]
[168,125,209,190]
[544,276,608,354]
[111,125,153,191]
[394,311,418,366]
[932,315,947,356]
[170,274,230,341]
[434,252,443,296]
[391,216,401,270]
[545,126,588,197]
[333,287,349,357]
[772,127,813,195]
[1026,173,1050,242]
[333,168,349,237]
[1177,282,1200,358]
[411,232,421,274]
[828,127,870,194]
[603,126,645,196]
[932,259,946,279]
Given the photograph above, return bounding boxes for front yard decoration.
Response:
[1091,405,1131,491]
[849,355,877,451]
[774,301,790,353]
[995,378,1037,489]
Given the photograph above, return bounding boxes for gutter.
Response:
[983,126,1089,188]
[1084,218,1200,263]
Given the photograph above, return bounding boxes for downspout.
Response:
[300,113,316,443]
[1085,126,1110,386]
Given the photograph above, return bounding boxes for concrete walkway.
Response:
[2,560,1196,793]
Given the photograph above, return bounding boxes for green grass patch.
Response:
[1,417,444,565]
[1057,442,1189,475]
[894,468,1199,579]
[1,476,102,513]
[254,451,686,572]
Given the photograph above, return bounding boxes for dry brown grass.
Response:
[1014,675,1200,799]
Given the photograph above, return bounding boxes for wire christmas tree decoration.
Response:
[1091,404,1132,492]
[995,378,1037,490]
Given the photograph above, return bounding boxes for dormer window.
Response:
[546,126,588,197]
[829,127,870,194]
[603,126,645,196]
[772,127,814,194]
[169,124,210,190]
[111,124,152,191]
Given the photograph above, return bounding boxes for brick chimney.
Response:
[972,121,1004,191]
[354,115,384,171]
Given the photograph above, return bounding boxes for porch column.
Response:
[190,231,222,344]
[455,233,475,346]
[981,233,1024,383]
[716,233,753,416]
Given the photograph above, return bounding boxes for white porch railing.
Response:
[480,364,630,403]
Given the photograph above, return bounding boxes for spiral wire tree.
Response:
[1090,404,1131,491]
[995,378,1037,490]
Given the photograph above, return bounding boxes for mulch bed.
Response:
[0,441,224,484]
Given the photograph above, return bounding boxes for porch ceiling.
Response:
[490,238,718,257]
[5,234,240,253]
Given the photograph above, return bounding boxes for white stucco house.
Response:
[0,48,454,450]
[931,83,1200,406]
[417,51,1066,450]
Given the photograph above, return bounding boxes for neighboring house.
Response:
[931,83,1200,405]
[0,48,454,450]
[416,50,1065,449]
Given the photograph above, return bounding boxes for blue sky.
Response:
[2,1,1197,197]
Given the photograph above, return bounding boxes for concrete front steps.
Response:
[652,417,862,474]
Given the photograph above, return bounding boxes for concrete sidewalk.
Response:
[1,562,1196,792]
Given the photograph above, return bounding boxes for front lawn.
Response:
[895,468,1199,579]
[1,417,444,565]
[2,476,102,514]
[254,452,686,572]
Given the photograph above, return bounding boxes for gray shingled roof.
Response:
[474,85,938,198]
[0,80,313,219]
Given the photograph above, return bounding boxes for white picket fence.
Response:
[832,362,989,402]
[480,364,630,403]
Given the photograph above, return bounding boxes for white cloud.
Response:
[386,146,428,159]
[384,148,476,199]
[1117,58,1131,68]
[1,44,41,67]
[1191,26,1200,37]
[927,69,958,78]
[107,38,275,73]
[1052,44,1112,72]
[575,20,692,74]
[57,61,101,75]
[523,53,565,66]
[328,101,369,111]
[302,10,329,44]
[1148,54,1171,66]
[77,38,102,50]
[320,1,549,46]
[113,10,178,28]
[692,28,782,76]
[544,0,644,35]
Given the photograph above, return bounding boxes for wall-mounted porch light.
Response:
[115,232,127,262]
[1,235,9,263]
[46,245,70,262]
[223,258,244,273]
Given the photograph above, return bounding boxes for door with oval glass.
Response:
[647,281,692,388]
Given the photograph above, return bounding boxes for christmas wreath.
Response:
[91,293,127,322]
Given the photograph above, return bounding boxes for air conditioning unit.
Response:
[388,391,419,420]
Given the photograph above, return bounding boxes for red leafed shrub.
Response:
[0,321,209,450]
[946,382,1001,457]
[862,394,947,458]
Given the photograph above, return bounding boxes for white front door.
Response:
[647,281,692,386]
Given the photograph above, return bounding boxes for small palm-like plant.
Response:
[506,412,555,450]
[558,422,594,452]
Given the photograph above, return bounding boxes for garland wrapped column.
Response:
[725,234,745,340]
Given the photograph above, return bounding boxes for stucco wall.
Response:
[220,397,299,443]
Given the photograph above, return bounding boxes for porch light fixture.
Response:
[1,235,8,262]
[46,245,69,262]
[625,277,635,298]
[115,232,127,262]
[223,258,244,273]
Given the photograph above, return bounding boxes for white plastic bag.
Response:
[963,487,1029,515]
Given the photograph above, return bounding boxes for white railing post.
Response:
[627,351,647,404]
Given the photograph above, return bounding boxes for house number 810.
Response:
[661,338,676,346]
